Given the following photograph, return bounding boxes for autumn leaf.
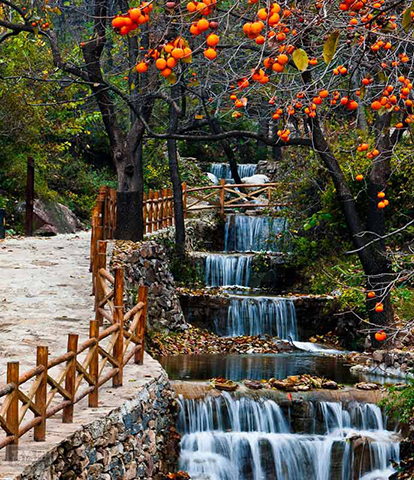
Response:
[323,31,340,64]
[403,1,414,31]
[292,48,308,71]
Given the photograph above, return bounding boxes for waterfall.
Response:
[225,215,288,253]
[205,254,251,287]
[178,396,400,480]
[210,163,257,180]
[220,296,298,339]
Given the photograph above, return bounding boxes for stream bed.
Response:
[170,209,402,479]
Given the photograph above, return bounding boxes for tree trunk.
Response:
[210,119,243,184]
[308,116,394,330]
[168,86,186,258]
[115,142,144,241]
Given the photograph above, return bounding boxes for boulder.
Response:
[18,200,82,236]
[206,172,219,185]
[241,174,270,184]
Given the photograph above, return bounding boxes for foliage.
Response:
[380,381,414,425]
[0,32,115,222]
[156,234,204,287]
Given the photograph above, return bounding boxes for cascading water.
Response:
[225,215,288,253]
[218,296,298,339]
[210,163,257,180]
[178,394,400,480]
[205,254,252,287]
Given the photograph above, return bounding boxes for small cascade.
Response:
[178,395,400,480]
[225,215,288,253]
[219,296,298,339]
[205,254,251,287]
[210,163,257,180]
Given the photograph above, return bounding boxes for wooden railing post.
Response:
[135,286,148,365]
[89,321,99,408]
[220,179,226,216]
[153,191,159,232]
[147,190,153,234]
[113,269,124,387]
[97,186,106,235]
[6,361,19,461]
[63,334,78,423]
[143,192,148,235]
[182,182,187,219]
[158,190,164,230]
[34,346,48,442]
[95,240,107,326]
[168,188,173,226]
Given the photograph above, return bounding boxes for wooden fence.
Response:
[186,180,290,214]
[91,181,286,246]
[89,181,288,284]
[0,236,146,459]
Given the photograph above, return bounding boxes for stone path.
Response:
[0,232,93,386]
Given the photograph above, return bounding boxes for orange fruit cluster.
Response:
[370,81,410,114]
[111,2,152,35]
[377,191,389,209]
[187,0,216,16]
[251,68,269,84]
[187,1,218,59]
[339,0,367,11]
[277,128,290,142]
[375,302,384,313]
[243,3,294,47]
[333,65,348,76]
[136,37,192,77]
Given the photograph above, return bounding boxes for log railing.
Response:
[185,180,290,214]
[0,239,147,459]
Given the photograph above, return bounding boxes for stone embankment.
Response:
[1,355,179,480]
[351,349,414,379]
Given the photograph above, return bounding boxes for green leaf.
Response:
[166,72,177,84]
[323,31,340,64]
[303,223,312,231]
[292,48,308,72]
[182,54,193,64]
[403,2,414,31]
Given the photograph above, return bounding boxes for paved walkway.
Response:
[0,232,93,386]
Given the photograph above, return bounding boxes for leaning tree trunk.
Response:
[168,85,186,258]
[309,115,394,335]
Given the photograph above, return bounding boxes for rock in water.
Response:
[355,382,380,391]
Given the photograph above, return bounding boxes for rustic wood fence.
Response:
[90,181,286,248]
[0,234,146,459]
[89,181,288,279]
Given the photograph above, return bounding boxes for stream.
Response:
[169,209,401,479]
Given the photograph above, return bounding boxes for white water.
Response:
[205,254,252,287]
[210,163,257,180]
[225,215,288,253]
[178,394,400,480]
[293,340,344,354]
[221,296,297,339]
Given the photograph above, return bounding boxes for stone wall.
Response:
[9,361,179,480]
[117,241,187,332]
[351,349,414,380]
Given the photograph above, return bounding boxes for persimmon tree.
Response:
[114,0,413,332]
[2,0,414,332]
